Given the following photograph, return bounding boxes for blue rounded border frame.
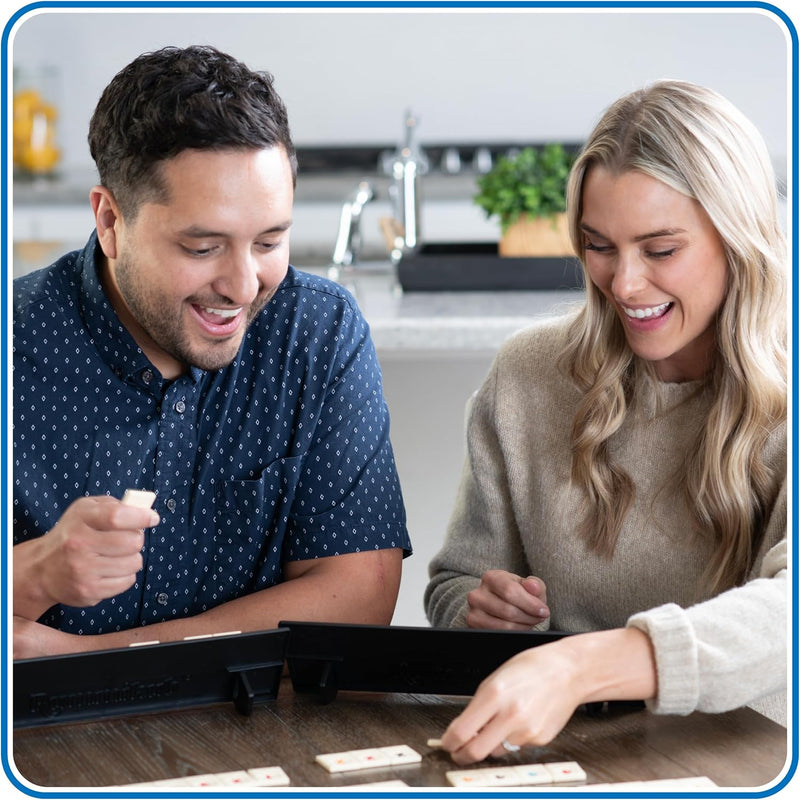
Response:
[0,2,796,798]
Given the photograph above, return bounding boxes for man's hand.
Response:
[466,569,549,630]
[13,616,84,660]
[14,495,159,621]
[13,546,402,659]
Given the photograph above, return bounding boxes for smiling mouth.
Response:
[201,305,241,318]
[188,304,247,339]
[193,305,243,323]
[622,302,672,320]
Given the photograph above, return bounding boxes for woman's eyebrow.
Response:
[580,222,686,242]
[632,228,687,242]
[580,222,606,238]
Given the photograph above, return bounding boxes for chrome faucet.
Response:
[386,110,428,263]
[327,180,375,283]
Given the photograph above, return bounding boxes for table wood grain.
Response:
[12,678,788,789]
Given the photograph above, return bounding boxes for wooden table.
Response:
[12,678,788,789]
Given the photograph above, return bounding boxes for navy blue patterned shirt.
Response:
[13,233,410,635]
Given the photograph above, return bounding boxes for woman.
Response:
[424,80,787,765]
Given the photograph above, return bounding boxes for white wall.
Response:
[11,8,789,169]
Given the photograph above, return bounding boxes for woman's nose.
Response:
[611,252,648,299]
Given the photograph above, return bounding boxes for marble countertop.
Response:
[305,263,584,352]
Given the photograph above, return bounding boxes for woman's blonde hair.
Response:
[563,80,786,592]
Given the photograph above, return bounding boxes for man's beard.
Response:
[114,252,269,373]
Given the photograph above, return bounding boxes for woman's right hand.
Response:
[466,569,549,630]
[439,628,658,764]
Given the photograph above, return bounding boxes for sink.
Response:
[396,242,584,292]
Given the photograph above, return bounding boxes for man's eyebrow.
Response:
[580,222,686,242]
[177,222,293,238]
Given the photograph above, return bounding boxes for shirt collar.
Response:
[78,231,205,390]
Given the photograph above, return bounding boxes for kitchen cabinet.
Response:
[340,266,581,626]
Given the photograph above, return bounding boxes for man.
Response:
[13,45,410,659]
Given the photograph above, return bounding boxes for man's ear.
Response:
[89,186,122,260]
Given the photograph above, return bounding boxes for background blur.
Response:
[12,9,789,261]
[9,7,792,626]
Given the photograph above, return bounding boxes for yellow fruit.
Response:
[12,88,42,114]
[13,88,61,173]
[17,143,60,173]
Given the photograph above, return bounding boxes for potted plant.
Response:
[474,143,576,257]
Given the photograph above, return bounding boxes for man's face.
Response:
[105,147,294,378]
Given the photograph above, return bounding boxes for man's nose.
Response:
[214,250,261,306]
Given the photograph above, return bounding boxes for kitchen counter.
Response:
[305,263,584,353]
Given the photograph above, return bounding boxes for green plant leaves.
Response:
[474,144,575,232]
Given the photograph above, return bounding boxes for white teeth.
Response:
[623,302,671,319]
[202,307,240,318]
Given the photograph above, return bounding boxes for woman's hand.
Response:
[439,629,658,764]
[440,639,580,764]
[466,569,549,630]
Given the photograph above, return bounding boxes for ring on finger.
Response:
[502,738,521,753]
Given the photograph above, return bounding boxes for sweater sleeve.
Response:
[424,357,542,628]
[626,481,787,721]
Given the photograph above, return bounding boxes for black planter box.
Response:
[397,242,585,292]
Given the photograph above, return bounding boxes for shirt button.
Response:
[166,498,177,512]
[141,369,154,385]
[175,400,186,413]
[156,592,169,606]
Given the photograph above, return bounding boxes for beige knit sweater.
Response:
[425,315,787,725]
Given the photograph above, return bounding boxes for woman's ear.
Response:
[89,186,122,260]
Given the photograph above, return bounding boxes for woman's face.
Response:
[580,167,729,382]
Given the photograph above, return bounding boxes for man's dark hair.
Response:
[88,45,297,217]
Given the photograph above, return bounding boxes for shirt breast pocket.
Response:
[211,455,304,587]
